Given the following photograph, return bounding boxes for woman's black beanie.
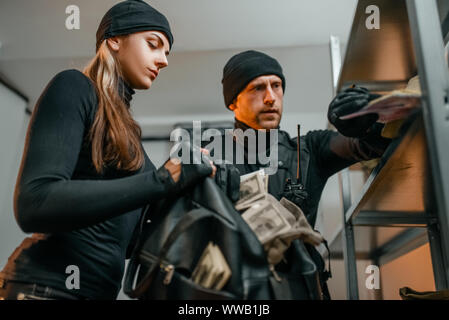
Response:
[96,0,174,52]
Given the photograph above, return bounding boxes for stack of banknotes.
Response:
[236,170,324,265]
[192,242,231,290]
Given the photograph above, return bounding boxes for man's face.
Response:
[229,75,283,130]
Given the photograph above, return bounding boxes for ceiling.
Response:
[0,0,357,131]
[0,0,357,61]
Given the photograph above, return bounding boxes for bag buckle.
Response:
[162,264,175,285]
[269,264,282,282]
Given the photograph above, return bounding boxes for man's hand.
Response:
[328,86,381,138]
[214,164,240,203]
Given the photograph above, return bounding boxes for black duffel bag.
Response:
[123,177,323,300]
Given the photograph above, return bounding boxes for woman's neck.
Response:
[118,77,135,106]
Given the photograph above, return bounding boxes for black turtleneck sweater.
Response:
[0,69,168,299]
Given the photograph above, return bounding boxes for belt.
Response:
[0,278,87,300]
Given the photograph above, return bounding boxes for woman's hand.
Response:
[163,158,182,182]
[163,148,216,183]
[201,148,217,178]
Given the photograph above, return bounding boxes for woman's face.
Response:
[108,30,170,89]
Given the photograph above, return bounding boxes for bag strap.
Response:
[123,204,151,298]
[313,229,332,280]
[124,208,211,298]
[322,239,332,280]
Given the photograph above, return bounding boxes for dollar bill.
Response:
[235,194,267,211]
[241,200,291,244]
[240,194,324,247]
[264,174,268,193]
[279,197,324,246]
[265,194,297,226]
[211,245,232,291]
[235,171,266,211]
[192,242,231,290]
[192,243,213,286]
[239,169,268,190]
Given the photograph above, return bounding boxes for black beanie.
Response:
[221,50,286,109]
[96,0,174,52]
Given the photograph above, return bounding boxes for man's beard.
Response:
[257,113,281,130]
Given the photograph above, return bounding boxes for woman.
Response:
[0,0,213,300]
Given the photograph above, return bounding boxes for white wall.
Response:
[0,44,334,122]
[0,82,28,269]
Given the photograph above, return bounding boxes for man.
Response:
[214,50,391,299]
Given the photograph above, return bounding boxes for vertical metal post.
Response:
[371,256,384,300]
[330,35,360,299]
[338,170,359,299]
[407,0,449,289]
[330,35,342,90]
[427,221,448,288]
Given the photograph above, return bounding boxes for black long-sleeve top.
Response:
[0,69,167,299]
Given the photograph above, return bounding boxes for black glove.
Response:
[328,86,381,138]
[214,164,240,203]
[157,142,213,195]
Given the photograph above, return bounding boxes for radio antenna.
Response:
[296,124,301,182]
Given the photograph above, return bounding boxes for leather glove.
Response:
[214,164,240,203]
[328,86,381,138]
[157,142,213,195]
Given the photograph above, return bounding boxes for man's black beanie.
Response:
[96,0,174,52]
[221,50,286,109]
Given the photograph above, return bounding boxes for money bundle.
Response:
[235,169,268,211]
[191,242,231,290]
[236,170,324,265]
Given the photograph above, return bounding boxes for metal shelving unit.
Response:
[326,0,449,299]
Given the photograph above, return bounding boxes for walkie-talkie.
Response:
[283,124,308,208]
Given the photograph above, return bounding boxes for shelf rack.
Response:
[326,0,449,299]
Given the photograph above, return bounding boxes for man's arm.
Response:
[306,123,391,179]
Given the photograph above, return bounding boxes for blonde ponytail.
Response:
[83,39,144,174]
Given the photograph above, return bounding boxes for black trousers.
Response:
[0,278,86,300]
